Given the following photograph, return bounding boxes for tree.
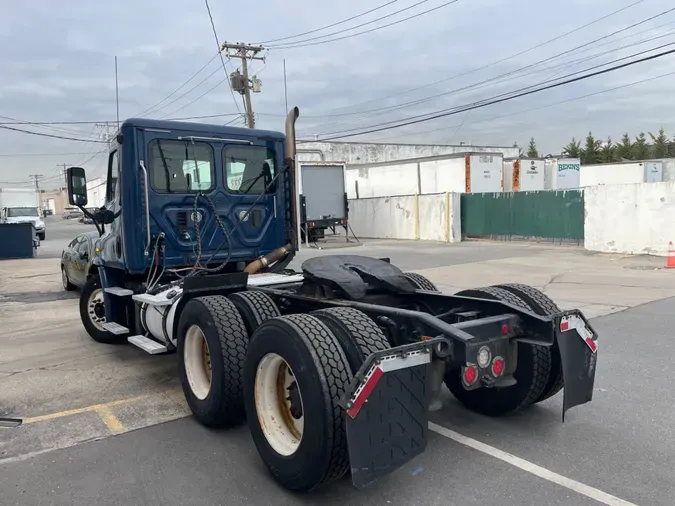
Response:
[649,128,669,157]
[581,131,601,164]
[562,137,581,158]
[527,137,539,157]
[600,137,616,163]
[616,133,633,160]
[670,134,675,157]
[632,132,649,160]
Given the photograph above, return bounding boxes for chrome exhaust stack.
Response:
[285,107,300,253]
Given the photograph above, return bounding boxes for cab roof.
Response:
[120,117,285,141]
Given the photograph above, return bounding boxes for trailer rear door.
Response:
[300,163,347,221]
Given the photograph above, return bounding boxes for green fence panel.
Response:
[460,190,584,241]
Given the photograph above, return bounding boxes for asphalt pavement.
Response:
[1,218,674,505]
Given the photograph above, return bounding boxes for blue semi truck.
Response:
[64,107,598,492]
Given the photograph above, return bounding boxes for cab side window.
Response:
[106,150,120,203]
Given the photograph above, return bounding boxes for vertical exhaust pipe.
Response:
[285,106,300,253]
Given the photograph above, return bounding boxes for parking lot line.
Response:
[94,406,126,434]
[429,422,637,506]
[21,395,145,425]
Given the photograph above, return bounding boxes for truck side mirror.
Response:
[67,167,88,207]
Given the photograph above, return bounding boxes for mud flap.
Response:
[556,311,598,421]
[341,348,432,489]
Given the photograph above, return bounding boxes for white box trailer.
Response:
[503,158,546,192]
[579,160,664,187]
[544,158,581,189]
[346,152,504,198]
[297,161,348,242]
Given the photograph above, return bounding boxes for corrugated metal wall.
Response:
[460,190,584,242]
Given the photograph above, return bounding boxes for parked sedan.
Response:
[61,231,98,291]
[62,208,83,219]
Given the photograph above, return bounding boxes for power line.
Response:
[258,0,399,44]
[0,151,101,157]
[205,0,243,116]
[267,0,429,48]
[133,52,222,117]
[159,76,230,119]
[308,4,675,121]
[311,47,675,141]
[315,0,653,114]
[0,114,104,139]
[303,29,675,136]
[140,66,223,118]
[366,69,675,143]
[269,0,459,50]
[0,124,107,143]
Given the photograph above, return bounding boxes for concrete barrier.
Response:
[585,181,675,256]
[349,193,461,242]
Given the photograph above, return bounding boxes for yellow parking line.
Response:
[95,406,126,434]
[21,395,146,425]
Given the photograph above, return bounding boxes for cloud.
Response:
[1,0,675,186]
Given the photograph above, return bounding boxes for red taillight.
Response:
[501,324,509,335]
[463,365,478,385]
[492,357,504,377]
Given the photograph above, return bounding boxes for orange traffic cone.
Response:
[667,242,675,269]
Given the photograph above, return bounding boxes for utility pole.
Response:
[28,174,43,193]
[95,122,115,149]
[220,42,265,129]
[28,174,43,211]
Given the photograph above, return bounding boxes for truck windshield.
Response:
[7,207,38,217]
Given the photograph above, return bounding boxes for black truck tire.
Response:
[176,295,248,428]
[243,314,352,491]
[403,272,440,292]
[493,283,564,403]
[79,275,124,344]
[228,290,281,337]
[312,307,391,374]
[444,286,552,416]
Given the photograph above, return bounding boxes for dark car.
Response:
[61,231,98,291]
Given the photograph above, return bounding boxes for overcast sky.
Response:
[1,0,675,189]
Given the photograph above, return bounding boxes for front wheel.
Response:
[38,232,45,241]
[79,275,123,344]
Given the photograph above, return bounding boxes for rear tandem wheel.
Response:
[403,272,440,292]
[492,283,564,403]
[444,286,553,416]
[243,313,353,491]
[176,295,248,428]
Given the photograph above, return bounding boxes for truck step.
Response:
[105,287,134,296]
[102,322,130,335]
[128,335,168,355]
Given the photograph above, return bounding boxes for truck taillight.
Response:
[492,357,504,377]
[462,365,478,386]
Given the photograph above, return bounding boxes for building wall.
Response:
[584,181,675,256]
[348,193,461,243]
[297,141,520,163]
[40,189,68,215]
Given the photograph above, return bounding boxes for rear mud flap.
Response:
[341,349,432,489]
[556,311,598,421]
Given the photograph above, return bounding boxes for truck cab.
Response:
[68,113,300,343]
[87,117,294,275]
